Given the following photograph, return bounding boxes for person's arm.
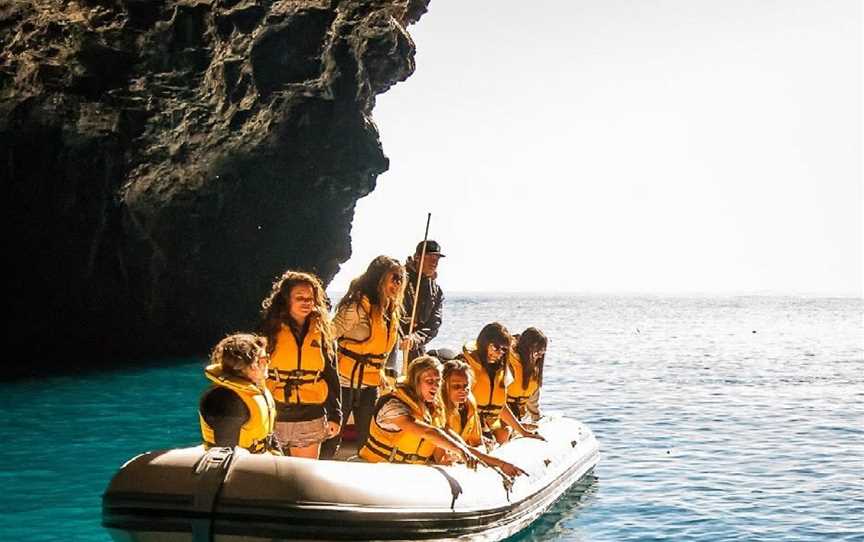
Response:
[414,285,444,346]
[322,346,342,435]
[440,427,525,477]
[425,286,444,342]
[332,303,362,339]
[526,388,542,422]
[399,284,415,335]
[389,415,486,467]
[200,388,250,447]
[500,404,544,440]
[472,449,526,477]
[398,284,418,350]
[404,285,444,349]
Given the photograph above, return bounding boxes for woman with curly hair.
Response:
[260,270,341,459]
[439,359,526,477]
[199,333,278,454]
[330,255,406,453]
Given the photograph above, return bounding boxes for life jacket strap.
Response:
[338,347,387,368]
[363,435,432,464]
[267,369,322,386]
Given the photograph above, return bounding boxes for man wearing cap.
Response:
[386,240,446,377]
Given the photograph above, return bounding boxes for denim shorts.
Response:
[274,416,329,449]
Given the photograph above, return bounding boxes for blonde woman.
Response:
[441,359,483,448]
[440,359,526,477]
[260,271,341,459]
[359,356,484,466]
[330,256,405,453]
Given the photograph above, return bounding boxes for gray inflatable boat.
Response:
[102,414,599,541]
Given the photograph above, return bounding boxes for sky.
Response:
[328,0,862,297]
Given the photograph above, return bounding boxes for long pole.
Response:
[403,212,431,374]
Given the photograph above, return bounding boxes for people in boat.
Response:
[199,333,279,453]
[460,322,542,444]
[441,359,527,477]
[259,270,342,459]
[358,356,485,466]
[386,240,446,376]
[330,255,406,454]
[507,327,548,423]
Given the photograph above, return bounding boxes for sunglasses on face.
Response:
[390,274,403,285]
[490,344,509,354]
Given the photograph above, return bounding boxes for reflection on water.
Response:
[510,473,600,542]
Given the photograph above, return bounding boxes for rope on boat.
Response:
[432,466,463,510]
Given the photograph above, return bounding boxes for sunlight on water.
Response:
[1,296,862,541]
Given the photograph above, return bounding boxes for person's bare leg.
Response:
[289,443,320,459]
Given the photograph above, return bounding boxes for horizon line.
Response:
[324,289,863,299]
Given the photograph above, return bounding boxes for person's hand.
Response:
[327,421,341,437]
[452,448,473,468]
[464,453,481,470]
[438,451,458,465]
[497,460,527,478]
[458,448,487,470]
[399,336,414,351]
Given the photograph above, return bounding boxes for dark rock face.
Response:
[0,0,430,377]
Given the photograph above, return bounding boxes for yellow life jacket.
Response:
[506,350,540,419]
[266,320,328,405]
[199,364,276,454]
[463,342,508,432]
[446,394,483,447]
[359,386,442,464]
[337,297,399,388]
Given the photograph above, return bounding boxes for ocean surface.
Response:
[1,295,862,541]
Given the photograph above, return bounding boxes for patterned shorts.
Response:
[274,417,329,449]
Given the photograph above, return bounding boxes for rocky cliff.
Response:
[0,0,429,377]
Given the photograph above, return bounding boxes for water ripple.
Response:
[2,296,863,541]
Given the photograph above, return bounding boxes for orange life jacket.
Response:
[506,350,540,419]
[337,297,399,387]
[446,393,483,447]
[200,364,276,454]
[266,319,329,405]
[359,386,443,464]
[462,342,507,432]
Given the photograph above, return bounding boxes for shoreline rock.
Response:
[0,0,430,378]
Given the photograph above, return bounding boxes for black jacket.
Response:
[400,258,444,353]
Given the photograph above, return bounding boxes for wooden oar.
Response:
[403,213,431,374]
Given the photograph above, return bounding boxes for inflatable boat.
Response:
[102,414,599,541]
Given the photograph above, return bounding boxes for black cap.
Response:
[416,240,445,257]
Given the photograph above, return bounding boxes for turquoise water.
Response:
[2,296,862,541]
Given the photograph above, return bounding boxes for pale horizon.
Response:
[328,0,862,298]
[325,288,863,299]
